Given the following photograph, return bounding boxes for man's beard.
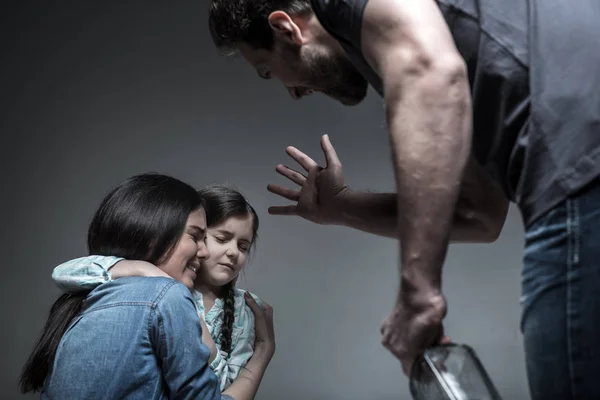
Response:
[303,47,369,106]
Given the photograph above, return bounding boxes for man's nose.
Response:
[287,86,301,99]
[287,86,313,99]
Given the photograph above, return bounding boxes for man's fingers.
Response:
[305,166,321,186]
[286,146,319,171]
[276,164,306,186]
[380,315,427,377]
[300,167,320,202]
[268,205,298,215]
[381,334,412,374]
[320,134,342,167]
[401,359,414,377]
[427,323,447,348]
[267,184,300,201]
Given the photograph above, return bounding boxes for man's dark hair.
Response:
[209,0,312,54]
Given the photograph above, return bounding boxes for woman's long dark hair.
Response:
[19,173,203,393]
[197,184,259,357]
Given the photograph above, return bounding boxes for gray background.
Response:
[1,1,530,399]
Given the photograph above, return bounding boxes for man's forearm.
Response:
[335,188,505,243]
[335,191,397,238]
[387,59,472,293]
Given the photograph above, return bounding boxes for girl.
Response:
[20,173,274,400]
[51,184,265,390]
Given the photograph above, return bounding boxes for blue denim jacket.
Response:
[52,255,263,390]
[42,277,233,400]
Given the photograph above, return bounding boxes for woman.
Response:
[51,184,266,390]
[19,173,275,400]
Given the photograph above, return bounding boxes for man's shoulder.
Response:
[87,277,192,308]
[310,0,365,15]
[310,0,369,45]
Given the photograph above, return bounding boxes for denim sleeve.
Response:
[155,282,233,400]
[51,255,123,293]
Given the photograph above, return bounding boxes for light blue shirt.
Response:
[52,256,263,391]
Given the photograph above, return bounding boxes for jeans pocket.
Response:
[520,201,569,330]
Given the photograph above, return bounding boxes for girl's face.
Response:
[197,214,254,288]
[157,207,210,289]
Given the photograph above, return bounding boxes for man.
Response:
[208,0,600,398]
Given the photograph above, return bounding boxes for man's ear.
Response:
[268,11,304,45]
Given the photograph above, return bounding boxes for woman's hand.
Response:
[244,292,275,360]
[110,260,170,279]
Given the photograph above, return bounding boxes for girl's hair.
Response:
[20,173,203,393]
[197,184,259,357]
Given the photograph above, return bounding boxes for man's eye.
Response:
[259,70,272,80]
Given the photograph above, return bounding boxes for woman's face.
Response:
[157,207,210,289]
[196,214,254,288]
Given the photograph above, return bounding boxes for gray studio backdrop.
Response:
[1,2,530,399]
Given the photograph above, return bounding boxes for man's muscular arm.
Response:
[335,156,509,243]
[360,0,472,292]
[268,136,508,243]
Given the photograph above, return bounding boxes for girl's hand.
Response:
[244,292,275,360]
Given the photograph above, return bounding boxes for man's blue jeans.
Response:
[521,179,600,400]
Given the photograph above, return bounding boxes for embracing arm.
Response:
[52,256,168,293]
[361,0,472,291]
[52,256,123,292]
[335,156,509,243]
